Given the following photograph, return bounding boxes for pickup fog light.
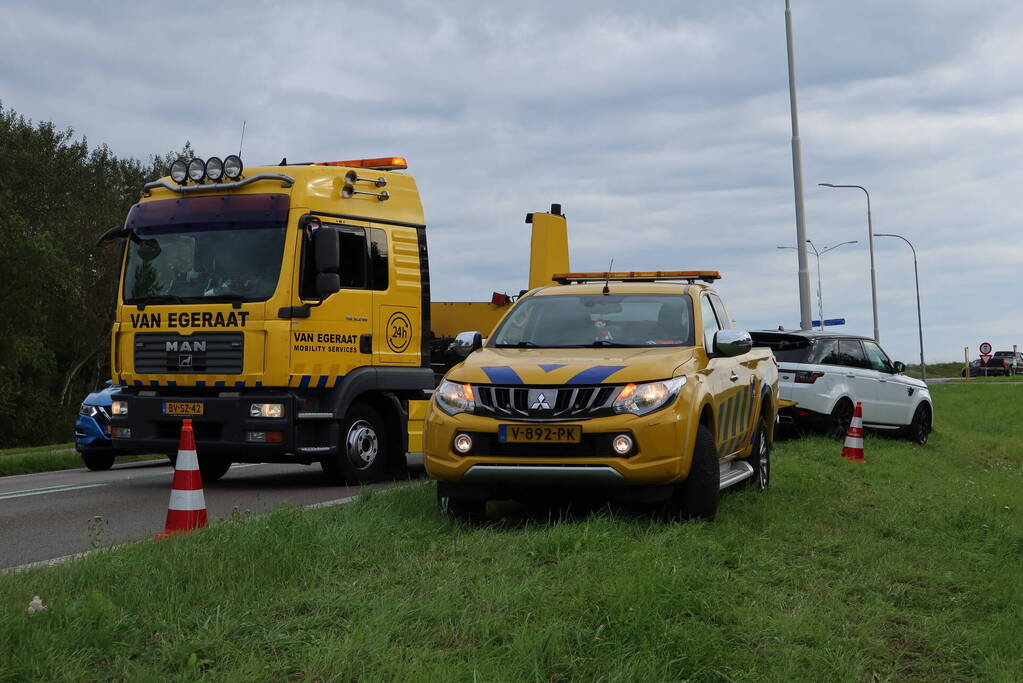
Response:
[453,433,473,454]
[111,400,128,415]
[250,403,284,418]
[434,380,475,416]
[612,376,686,416]
[111,427,131,438]
[612,434,633,455]
[246,431,284,443]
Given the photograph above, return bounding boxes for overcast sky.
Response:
[3,1,1021,363]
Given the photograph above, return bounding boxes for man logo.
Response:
[530,392,551,410]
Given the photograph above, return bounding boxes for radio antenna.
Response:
[602,258,614,295]
[238,120,246,157]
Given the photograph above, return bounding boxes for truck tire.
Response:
[740,416,771,491]
[322,403,390,485]
[830,399,854,440]
[198,457,232,482]
[437,485,486,522]
[904,403,931,445]
[81,451,115,471]
[667,425,720,521]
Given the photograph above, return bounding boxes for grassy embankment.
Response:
[2,383,1021,680]
[0,444,158,477]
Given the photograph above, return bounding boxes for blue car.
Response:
[75,381,121,471]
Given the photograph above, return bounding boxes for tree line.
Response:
[0,103,197,447]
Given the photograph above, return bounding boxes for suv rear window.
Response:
[750,333,812,363]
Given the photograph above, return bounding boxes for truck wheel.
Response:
[740,417,771,491]
[81,451,115,471]
[322,403,390,485]
[198,457,232,482]
[668,425,720,521]
[437,485,486,522]
[905,403,931,445]
[830,399,854,440]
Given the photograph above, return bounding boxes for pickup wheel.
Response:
[81,451,115,471]
[741,417,771,491]
[437,485,486,522]
[667,425,720,521]
[198,457,232,482]
[830,399,854,440]
[322,404,390,485]
[905,403,931,445]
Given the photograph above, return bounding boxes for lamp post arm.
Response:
[876,233,925,381]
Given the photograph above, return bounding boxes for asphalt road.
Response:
[1,457,425,571]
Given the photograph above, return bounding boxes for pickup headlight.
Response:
[111,400,128,416]
[434,380,475,416]
[612,376,686,416]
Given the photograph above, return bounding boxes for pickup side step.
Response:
[719,460,754,489]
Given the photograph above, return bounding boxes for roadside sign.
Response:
[809,318,846,327]
[980,341,992,355]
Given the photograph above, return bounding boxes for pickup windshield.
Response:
[122,193,289,303]
[490,294,695,348]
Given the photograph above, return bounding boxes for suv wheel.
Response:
[81,451,115,471]
[830,399,854,440]
[667,425,720,521]
[905,403,931,445]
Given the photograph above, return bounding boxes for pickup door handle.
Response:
[729,372,739,382]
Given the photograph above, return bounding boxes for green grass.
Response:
[0,444,158,477]
[2,384,1022,680]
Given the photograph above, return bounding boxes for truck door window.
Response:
[701,296,720,351]
[368,228,388,291]
[299,224,368,299]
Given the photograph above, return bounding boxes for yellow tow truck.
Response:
[98,153,569,482]
[423,271,780,520]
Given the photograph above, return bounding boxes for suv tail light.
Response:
[794,371,825,384]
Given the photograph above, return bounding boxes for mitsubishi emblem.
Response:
[530,392,551,410]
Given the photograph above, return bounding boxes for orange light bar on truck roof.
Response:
[313,157,408,170]
[552,270,722,284]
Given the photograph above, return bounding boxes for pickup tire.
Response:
[668,425,720,521]
[322,403,390,485]
[740,417,771,491]
[198,457,232,482]
[81,451,115,471]
[904,403,931,445]
[437,486,486,522]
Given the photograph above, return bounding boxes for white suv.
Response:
[751,331,933,444]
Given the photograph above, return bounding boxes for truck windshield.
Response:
[121,193,289,303]
[490,294,695,348]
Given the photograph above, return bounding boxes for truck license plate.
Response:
[499,424,581,443]
[163,401,204,416]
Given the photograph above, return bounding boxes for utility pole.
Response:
[785,0,813,330]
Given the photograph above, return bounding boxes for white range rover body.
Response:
[751,330,933,443]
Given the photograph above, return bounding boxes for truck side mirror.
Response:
[316,273,341,297]
[95,226,129,246]
[313,225,341,274]
[450,331,483,358]
[714,330,753,357]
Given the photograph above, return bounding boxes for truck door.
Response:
[373,226,422,366]
[288,222,374,388]
[701,294,754,457]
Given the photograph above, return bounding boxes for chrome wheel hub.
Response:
[346,420,379,470]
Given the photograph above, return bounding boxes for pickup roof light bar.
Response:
[313,156,408,170]
[552,270,722,284]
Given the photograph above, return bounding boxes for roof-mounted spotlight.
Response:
[170,159,188,184]
[205,156,224,182]
[187,158,207,183]
[223,155,243,180]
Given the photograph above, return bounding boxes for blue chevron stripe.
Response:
[566,365,627,384]
[481,366,524,384]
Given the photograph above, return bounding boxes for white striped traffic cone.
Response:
[841,402,866,463]
[156,419,208,537]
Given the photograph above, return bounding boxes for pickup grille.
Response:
[134,332,244,374]
[474,385,619,421]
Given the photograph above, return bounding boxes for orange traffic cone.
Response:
[841,402,866,462]
[156,419,208,537]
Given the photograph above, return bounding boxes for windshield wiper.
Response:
[588,340,633,347]
[199,294,252,302]
[126,295,185,305]
[494,341,539,348]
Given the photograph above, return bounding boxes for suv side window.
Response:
[701,296,720,351]
[815,339,840,365]
[862,340,894,373]
[838,339,870,369]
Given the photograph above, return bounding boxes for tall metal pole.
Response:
[877,233,925,380]
[819,183,879,342]
[785,0,813,330]
[806,241,823,329]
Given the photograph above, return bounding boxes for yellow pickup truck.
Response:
[423,271,779,521]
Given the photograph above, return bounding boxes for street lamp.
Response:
[818,183,879,342]
[876,233,926,381]
[778,240,857,329]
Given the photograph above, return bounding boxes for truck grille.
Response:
[474,385,619,421]
[134,332,244,374]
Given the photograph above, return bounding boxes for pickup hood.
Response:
[446,346,696,386]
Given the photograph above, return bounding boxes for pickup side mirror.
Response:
[714,330,753,357]
[892,361,906,374]
[450,331,483,358]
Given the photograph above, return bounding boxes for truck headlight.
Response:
[250,403,284,418]
[111,400,128,416]
[434,380,475,416]
[612,376,686,416]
